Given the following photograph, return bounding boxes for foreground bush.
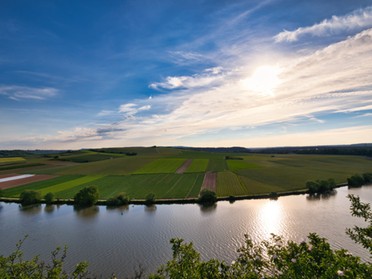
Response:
[74,186,99,207]
[0,236,89,279]
[150,233,371,279]
[20,190,42,206]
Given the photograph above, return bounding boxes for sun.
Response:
[241,65,282,96]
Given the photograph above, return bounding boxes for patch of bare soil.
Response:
[0,175,56,190]
[201,172,217,192]
[176,159,193,174]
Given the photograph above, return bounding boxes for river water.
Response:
[0,186,371,277]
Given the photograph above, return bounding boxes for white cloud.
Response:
[149,67,225,91]
[119,103,151,117]
[275,6,372,42]
[97,110,116,117]
[0,85,58,101]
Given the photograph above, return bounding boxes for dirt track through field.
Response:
[201,172,217,192]
[0,174,56,190]
[176,159,193,174]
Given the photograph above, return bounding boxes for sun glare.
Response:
[242,65,281,96]
[259,200,283,237]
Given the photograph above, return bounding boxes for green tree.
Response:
[198,189,217,204]
[0,236,89,279]
[20,190,41,206]
[145,193,156,205]
[74,186,99,207]
[107,192,129,206]
[150,233,371,278]
[362,172,372,184]
[44,192,55,205]
[306,179,335,195]
[347,174,365,187]
[346,194,372,253]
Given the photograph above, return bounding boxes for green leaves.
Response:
[151,233,371,278]
[346,194,372,254]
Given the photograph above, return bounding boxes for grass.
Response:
[227,159,259,171]
[0,157,26,164]
[0,163,45,171]
[38,157,154,176]
[207,158,227,172]
[53,173,204,199]
[39,175,103,197]
[134,158,186,174]
[1,175,82,197]
[184,159,209,173]
[235,154,372,192]
[217,171,248,197]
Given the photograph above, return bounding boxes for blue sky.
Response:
[1,0,372,149]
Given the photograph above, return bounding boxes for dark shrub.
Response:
[74,186,99,207]
[347,174,365,188]
[20,190,41,205]
[44,192,55,204]
[107,192,129,206]
[362,172,372,184]
[145,193,155,205]
[198,189,217,204]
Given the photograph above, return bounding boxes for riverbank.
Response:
[0,183,349,206]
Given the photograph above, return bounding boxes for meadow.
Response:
[1,148,372,201]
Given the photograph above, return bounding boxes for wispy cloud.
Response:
[275,6,372,42]
[119,103,151,118]
[0,85,58,101]
[149,67,224,90]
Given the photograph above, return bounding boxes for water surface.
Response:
[0,186,371,277]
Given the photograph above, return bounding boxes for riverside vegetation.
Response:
[0,194,371,278]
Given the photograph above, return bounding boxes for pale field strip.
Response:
[0,174,34,183]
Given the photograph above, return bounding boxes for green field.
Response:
[1,175,82,197]
[1,147,372,201]
[0,157,26,164]
[227,159,259,171]
[134,158,186,174]
[217,171,248,197]
[185,159,209,173]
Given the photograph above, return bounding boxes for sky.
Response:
[1,0,372,149]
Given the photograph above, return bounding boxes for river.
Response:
[0,186,371,277]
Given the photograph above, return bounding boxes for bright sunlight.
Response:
[242,65,282,96]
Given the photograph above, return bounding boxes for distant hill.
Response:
[1,143,371,157]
